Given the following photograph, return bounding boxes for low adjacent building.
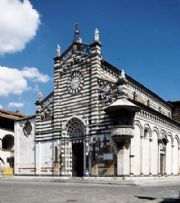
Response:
[0,109,24,175]
[14,116,36,175]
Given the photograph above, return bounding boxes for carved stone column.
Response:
[111,126,133,176]
[84,139,89,176]
[117,139,130,176]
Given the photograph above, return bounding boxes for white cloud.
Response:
[0,104,3,109]
[0,0,40,55]
[9,102,24,108]
[0,66,50,96]
[22,67,50,83]
[0,66,27,96]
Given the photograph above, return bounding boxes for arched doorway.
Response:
[151,130,158,175]
[130,122,141,175]
[165,134,172,175]
[141,126,151,175]
[1,134,14,174]
[2,134,14,151]
[172,137,179,174]
[67,118,85,176]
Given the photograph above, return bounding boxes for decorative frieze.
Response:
[111,126,134,141]
[97,78,117,104]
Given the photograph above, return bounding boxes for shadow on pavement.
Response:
[135,196,180,202]
[135,195,157,200]
[159,198,180,203]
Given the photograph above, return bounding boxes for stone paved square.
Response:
[0,179,180,203]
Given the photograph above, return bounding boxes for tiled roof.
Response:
[0,109,25,121]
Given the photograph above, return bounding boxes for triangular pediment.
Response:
[54,42,94,76]
[58,42,92,66]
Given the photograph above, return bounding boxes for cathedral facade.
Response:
[15,27,180,177]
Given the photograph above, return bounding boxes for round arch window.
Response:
[2,135,14,150]
[67,118,85,139]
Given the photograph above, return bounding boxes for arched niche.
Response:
[165,133,172,175]
[150,128,159,175]
[172,136,179,174]
[2,134,14,151]
[130,120,142,175]
[141,124,152,175]
[65,117,87,177]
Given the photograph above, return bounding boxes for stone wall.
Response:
[130,110,180,176]
[14,117,36,175]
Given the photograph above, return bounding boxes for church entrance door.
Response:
[72,142,84,176]
[67,117,86,177]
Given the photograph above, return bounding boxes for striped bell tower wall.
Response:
[52,41,102,175]
[89,42,102,135]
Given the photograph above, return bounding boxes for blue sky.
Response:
[0,0,180,115]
